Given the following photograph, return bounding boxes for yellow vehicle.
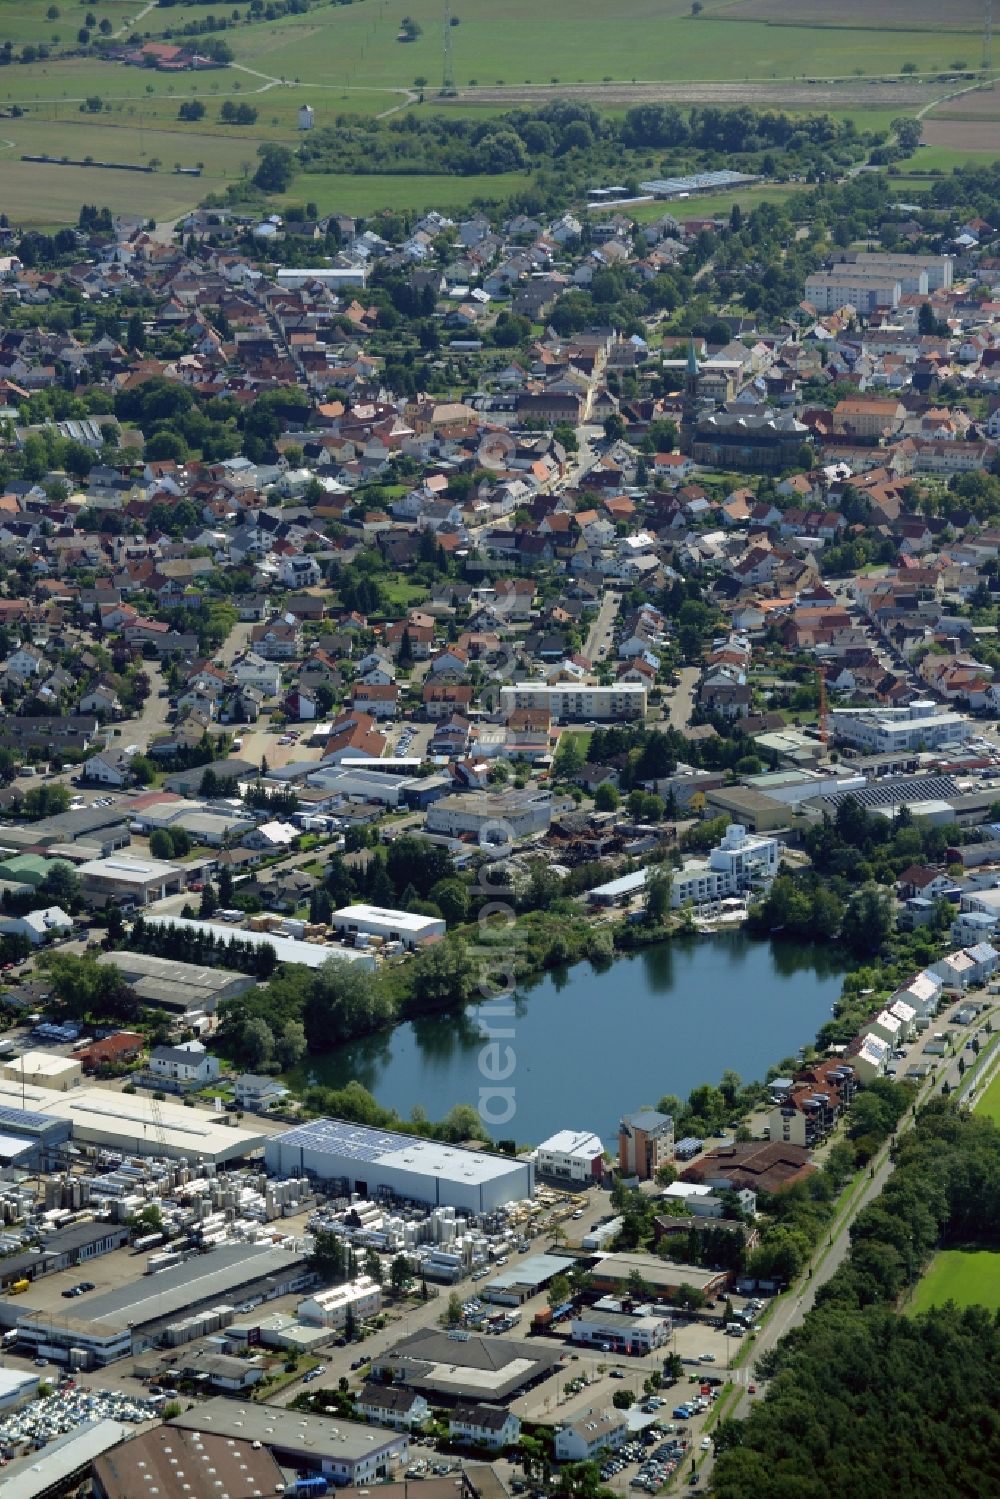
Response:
[9,1279,29,1294]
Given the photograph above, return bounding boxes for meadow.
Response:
[223,1,963,91]
[908,1249,1000,1315]
[279,169,533,217]
[1,0,998,225]
[977,1064,1000,1125]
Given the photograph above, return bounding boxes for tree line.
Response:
[712,1101,1000,1499]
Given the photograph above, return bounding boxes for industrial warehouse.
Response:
[265,1119,535,1213]
[0,1080,267,1165]
[15,1243,313,1366]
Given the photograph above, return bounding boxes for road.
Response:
[664,666,700,732]
[584,590,622,664]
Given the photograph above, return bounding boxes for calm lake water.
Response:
[293,933,846,1147]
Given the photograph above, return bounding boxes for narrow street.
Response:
[585,590,622,663]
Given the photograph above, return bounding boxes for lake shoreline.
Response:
[286,927,846,1148]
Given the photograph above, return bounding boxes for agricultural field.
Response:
[222,1,966,90]
[0,151,215,225]
[722,0,983,30]
[908,1249,1000,1315]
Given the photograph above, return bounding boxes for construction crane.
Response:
[147,1093,169,1156]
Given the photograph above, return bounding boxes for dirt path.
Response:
[439,78,950,109]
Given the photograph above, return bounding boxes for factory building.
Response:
[143,915,377,971]
[534,1130,605,1184]
[0,1083,269,1165]
[266,1119,534,1214]
[77,855,186,908]
[0,1100,72,1170]
[170,1399,408,1486]
[95,951,256,1017]
[330,904,446,949]
[16,1243,312,1366]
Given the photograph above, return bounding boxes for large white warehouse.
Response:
[41,1086,268,1165]
[266,1119,534,1214]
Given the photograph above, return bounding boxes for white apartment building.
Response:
[535,1130,605,1184]
[850,251,953,291]
[804,271,902,314]
[298,1275,382,1330]
[555,1410,630,1463]
[500,683,647,722]
[149,1040,220,1087]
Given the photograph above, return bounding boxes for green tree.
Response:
[841,883,894,957]
[594,781,620,812]
[547,1273,572,1310]
[253,143,296,193]
[275,1020,306,1070]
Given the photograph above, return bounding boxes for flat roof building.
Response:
[829,702,972,754]
[95,950,256,1015]
[170,1398,409,1486]
[588,1251,728,1299]
[143,915,377,971]
[0,1050,81,1092]
[330,903,446,949]
[267,1118,534,1214]
[500,683,647,722]
[38,1084,268,1163]
[78,855,185,907]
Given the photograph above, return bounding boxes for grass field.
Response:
[280,168,533,216]
[591,181,809,223]
[977,1065,1000,1124]
[909,1249,1000,1314]
[722,0,983,29]
[1,0,996,225]
[224,3,964,90]
[0,154,214,224]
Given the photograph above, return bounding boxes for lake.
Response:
[293,933,846,1147]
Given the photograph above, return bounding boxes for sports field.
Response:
[908,1250,1000,1315]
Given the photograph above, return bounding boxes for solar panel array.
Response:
[279,1117,404,1162]
[818,774,960,812]
[0,1103,51,1131]
[638,170,756,195]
